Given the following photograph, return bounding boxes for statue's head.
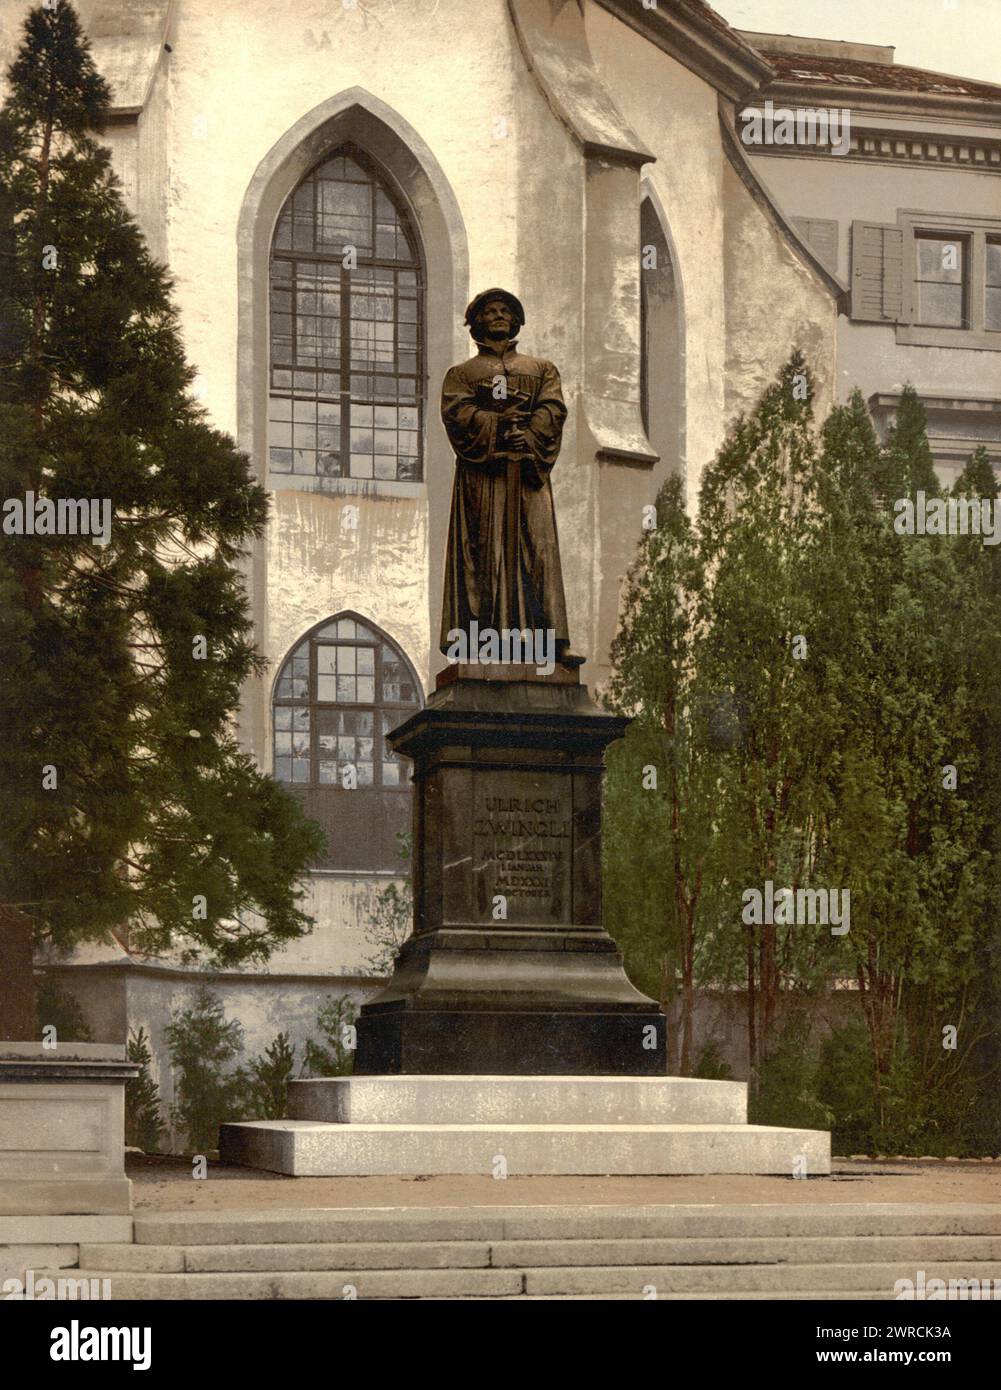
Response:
[464,287,525,343]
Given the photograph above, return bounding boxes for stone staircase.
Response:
[220,1076,831,1177]
[42,1203,1001,1300]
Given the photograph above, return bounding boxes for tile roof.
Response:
[759,49,1001,101]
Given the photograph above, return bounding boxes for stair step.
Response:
[219,1120,830,1177]
[133,1203,1001,1246]
[489,1235,1001,1267]
[523,1261,1001,1296]
[287,1075,748,1125]
[47,1261,1001,1299]
[80,1233,1001,1272]
[36,1268,524,1300]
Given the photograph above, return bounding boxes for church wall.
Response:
[587,1,837,489]
[720,154,838,426]
[128,0,594,995]
[585,0,728,508]
[3,1,841,1114]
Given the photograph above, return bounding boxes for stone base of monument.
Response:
[219,1075,831,1176]
[352,671,670,1076]
[0,1044,139,1217]
[220,668,830,1176]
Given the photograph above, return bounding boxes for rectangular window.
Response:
[914,234,967,328]
[894,211,1001,349]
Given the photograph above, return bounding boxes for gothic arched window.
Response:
[640,196,682,474]
[268,145,424,486]
[273,615,421,870]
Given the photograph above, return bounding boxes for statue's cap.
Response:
[464,288,525,329]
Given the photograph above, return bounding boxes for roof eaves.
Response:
[596,0,775,103]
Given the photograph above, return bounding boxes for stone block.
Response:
[287,1074,747,1124]
[220,1118,831,1177]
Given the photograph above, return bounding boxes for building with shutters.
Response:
[736,30,1001,485]
[12,2,996,1121]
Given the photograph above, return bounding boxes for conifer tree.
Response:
[603,476,719,1073]
[0,3,323,984]
[815,393,989,1125]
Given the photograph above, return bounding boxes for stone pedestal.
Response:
[0,1044,138,1217]
[354,668,667,1075]
[220,668,833,1178]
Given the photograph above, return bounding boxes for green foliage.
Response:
[164,987,248,1152]
[0,4,324,966]
[33,977,92,1041]
[692,1039,733,1081]
[125,1026,164,1152]
[749,1016,833,1134]
[242,1031,296,1120]
[364,830,411,976]
[605,357,1001,1150]
[302,995,357,1077]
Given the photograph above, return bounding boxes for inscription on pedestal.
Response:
[471,776,573,924]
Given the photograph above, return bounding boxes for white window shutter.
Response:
[792,217,839,276]
[851,221,905,322]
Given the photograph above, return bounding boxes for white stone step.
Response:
[0,1215,133,1244]
[489,1234,1001,1267]
[219,1120,830,1177]
[41,1260,1001,1299]
[133,1202,1001,1246]
[442,1291,902,1300]
[82,1240,493,1272]
[523,1261,1001,1296]
[35,1267,525,1300]
[287,1075,747,1125]
[79,1233,1001,1273]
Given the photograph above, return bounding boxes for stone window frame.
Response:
[236,90,469,505]
[896,209,1001,350]
[235,91,469,768]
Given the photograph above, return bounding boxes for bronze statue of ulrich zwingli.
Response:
[440,288,577,670]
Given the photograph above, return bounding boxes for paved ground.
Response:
[127,1155,1001,1211]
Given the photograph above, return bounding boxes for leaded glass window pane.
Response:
[273,618,420,788]
[268,145,424,483]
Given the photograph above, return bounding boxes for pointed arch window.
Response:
[268,145,424,486]
[640,196,682,474]
[273,615,421,871]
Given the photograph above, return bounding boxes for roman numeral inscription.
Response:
[472,783,572,918]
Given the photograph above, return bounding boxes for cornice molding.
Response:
[740,119,1001,173]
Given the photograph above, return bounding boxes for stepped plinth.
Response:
[220,1074,831,1176]
[222,664,830,1177]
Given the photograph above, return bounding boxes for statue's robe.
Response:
[440,339,569,653]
